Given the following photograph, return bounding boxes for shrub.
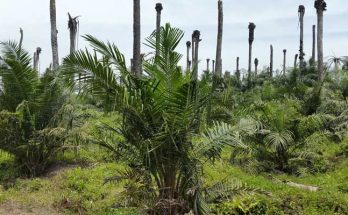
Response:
[0,109,67,176]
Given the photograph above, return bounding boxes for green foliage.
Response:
[0,105,67,176]
[0,41,70,177]
[0,41,39,111]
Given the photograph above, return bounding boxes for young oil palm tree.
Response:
[0,41,68,176]
[215,0,223,77]
[327,56,346,71]
[133,0,142,76]
[315,0,327,82]
[50,0,59,70]
[61,23,259,214]
[0,41,39,111]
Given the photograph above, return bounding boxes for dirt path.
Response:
[0,201,59,215]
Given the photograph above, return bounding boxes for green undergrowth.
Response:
[1,140,348,214]
[205,150,348,215]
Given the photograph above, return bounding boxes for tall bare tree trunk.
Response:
[283,49,287,75]
[215,0,223,77]
[206,59,210,72]
[50,0,59,70]
[248,23,256,79]
[19,28,23,50]
[298,5,305,70]
[315,0,326,82]
[224,71,230,79]
[254,58,259,76]
[236,57,241,81]
[33,47,42,72]
[155,3,163,58]
[212,60,215,74]
[270,45,273,77]
[186,41,191,71]
[192,30,201,80]
[68,13,79,54]
[133,0,141,76]
[294,54,298,68]
[191,34,195,71]
[312,25,316,63]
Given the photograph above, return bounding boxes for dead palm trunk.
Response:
[33,47,42,72]
[186,41,191,71]
[283,49,287,75]
[312,25,316,64]
[298,5,305,70]
[248,23,256,79]
[236,58,241,82]
[192,30,201,80]
[155,3,163,58]
[212,60,215,74]
[206,59,210,72]
[50,0,59,70]
[254,58,259,76]
[191,33,195,71]
[294,54,298,68]
[224,71,230,80]
[19,28,23,50]
[133,0,141,76]
[270,45,273,77]
[68,13,79,54]
[215,0,223,77]
[315,0,326,82]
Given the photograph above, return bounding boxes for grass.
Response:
[1,142,348,214]
[204,149,348,215]
[0,147,143,215]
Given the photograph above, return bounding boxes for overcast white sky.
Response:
[0,0,347,75]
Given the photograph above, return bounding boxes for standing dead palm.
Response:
[68,13,79,54]
[50,0,59,70]
[315,0,327,82]
[254,58,259,76]
[298,5,305,70]
[186,41,191,71]
[215,0,223,77]
[248,23,256,79]
[155,3,163,58]
[33,47,42,72]
[283,49,287,75]
[133,0,141,76]
[270,45,273,77]
[311,25,316,64]
[192,30,201,80]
